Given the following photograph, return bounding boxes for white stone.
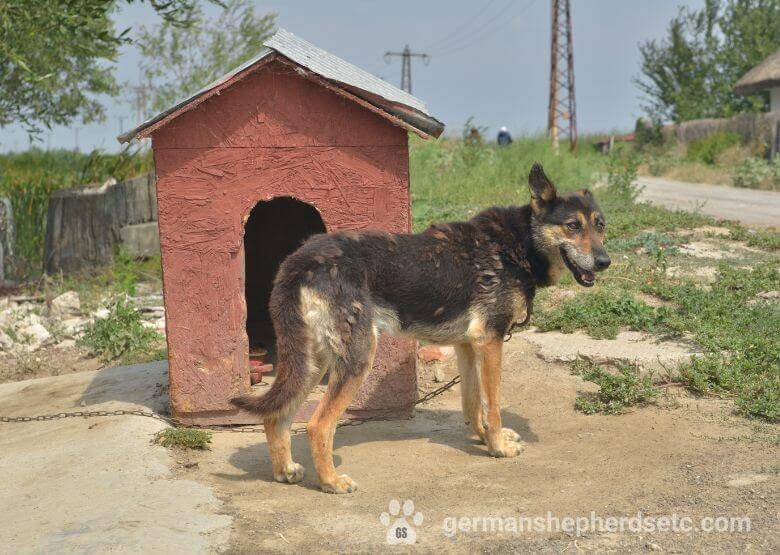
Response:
[61,317,88,337]
[20,323,52,350]
[92,308,110,320]
[25,312,43,327]
[51,291,81,315]
[0,328,13,351]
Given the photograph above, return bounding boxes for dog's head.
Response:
[527,163,610,287]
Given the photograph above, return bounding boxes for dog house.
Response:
[119,29,444,425]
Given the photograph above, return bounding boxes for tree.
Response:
[136,0,276,114]
[635,0,780,123]
[0,0,211,134]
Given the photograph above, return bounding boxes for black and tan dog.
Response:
[232,163,610,494]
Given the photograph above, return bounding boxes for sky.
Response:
[1,0,704,153]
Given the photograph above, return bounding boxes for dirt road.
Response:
[636,176,779,228]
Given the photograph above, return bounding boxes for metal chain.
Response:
[415,374,461,405]
[0,409,176,426]
[0,374,462,432]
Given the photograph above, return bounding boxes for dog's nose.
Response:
[594,254,611,271]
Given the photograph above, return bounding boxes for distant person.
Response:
[497,126,513,146]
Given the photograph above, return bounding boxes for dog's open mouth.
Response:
[560,248,596,287]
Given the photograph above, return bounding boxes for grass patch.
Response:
[535,290,662,339]
[77,298,163,363]
[153,428,212,450]
[608,231,683,256]
[409,134,605,230]
[571,358,660,415]
[686,132,741,165]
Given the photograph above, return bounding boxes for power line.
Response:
[423,0,497,52]
[384,45,430,94]
[433,0,538,58]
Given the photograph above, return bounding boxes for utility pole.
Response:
[547,0,577,152]
[384,45,430,94]
[116,115,126,136]
[133,82,150,124]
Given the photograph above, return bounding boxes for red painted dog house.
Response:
[119,29,444,424]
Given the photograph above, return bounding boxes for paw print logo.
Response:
[380,499,423,545]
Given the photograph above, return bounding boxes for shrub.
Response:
[731,157,779,190]
[686,132,741,165]
[77,298,161,362]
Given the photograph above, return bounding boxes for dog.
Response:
[232,162,611,494]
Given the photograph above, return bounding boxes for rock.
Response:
[433,365,446,383]
[0,328,13,350]
[51,291,81,315]
[56,339,76,349]
[25,312,43,327]
[519,328,702,375]
[61,317,88,337]
[646,541,662,551]
[756,290,780,300]
[153,317,166,333]
[418,345,455,363]
[20,323,52,350]
[91,308,110,320]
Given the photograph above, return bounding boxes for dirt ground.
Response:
[169,336,778,553]
[0,344,103,384]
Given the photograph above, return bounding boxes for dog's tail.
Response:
[230,278,310,417]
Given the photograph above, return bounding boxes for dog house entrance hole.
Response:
[244,197,326,362]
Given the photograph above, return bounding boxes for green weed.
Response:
[571,358,660,415]
[77,298,162,363]
[686,132,741,165]
[153,428,212,450]
[535,290,661,339]
[608,231,682,256]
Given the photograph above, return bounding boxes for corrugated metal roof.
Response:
[119,28,443,143]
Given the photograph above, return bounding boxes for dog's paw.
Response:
[488,441,523,458]
[501,427,521,443]
[274,462,305,484]
[321,474,358,494]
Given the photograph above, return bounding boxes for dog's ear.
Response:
[528,162,557,212]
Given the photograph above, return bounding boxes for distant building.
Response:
[734,47,780,112]
[734,48,780,159]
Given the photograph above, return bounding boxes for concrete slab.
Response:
[120,222,160,258]
[519,328,702,374]
[0,361,231,553]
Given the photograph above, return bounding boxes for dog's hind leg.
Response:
[307,329,376,494]
[265,349,329,485]
[265,413,304,484]
[478,339,522,458]
[456,343,486,441]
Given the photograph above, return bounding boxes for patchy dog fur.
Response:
[232,163,610,493]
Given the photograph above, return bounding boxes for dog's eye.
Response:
[566,221,580,231]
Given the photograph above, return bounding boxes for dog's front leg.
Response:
[478,339,522,457]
